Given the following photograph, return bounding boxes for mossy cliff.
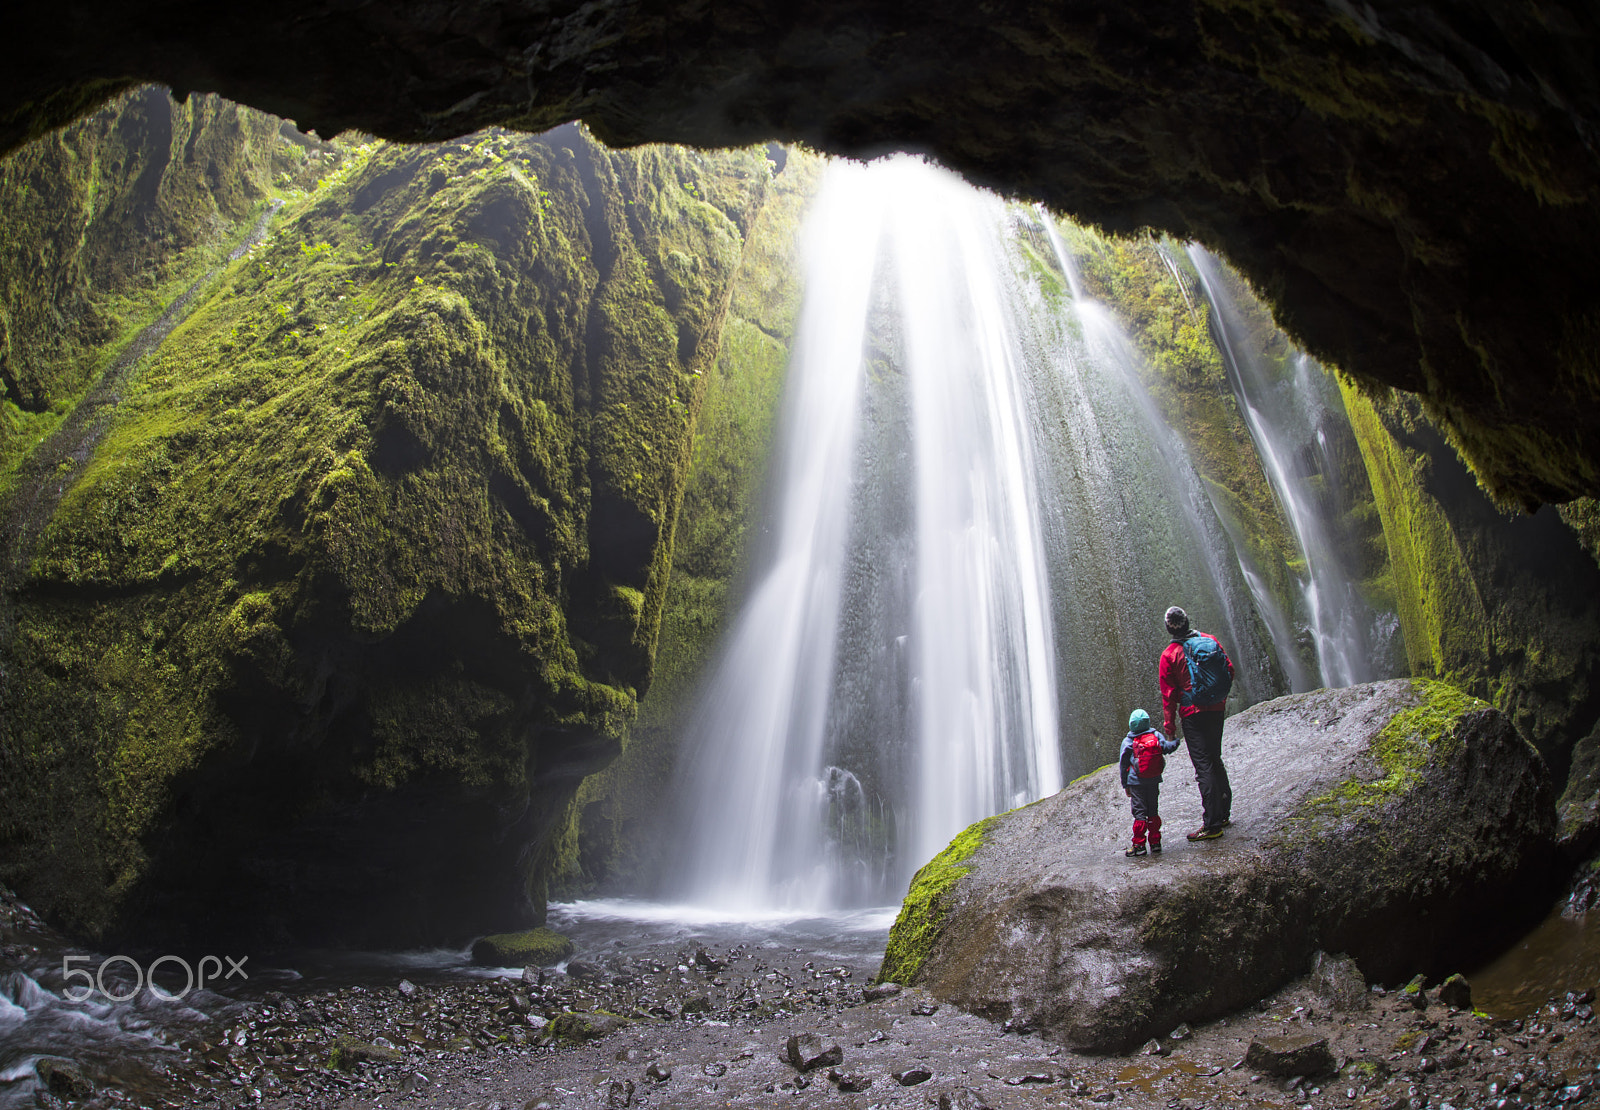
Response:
[0,108,773,945]
[0,85,332,482]
[1339,384,1600,827]
[554,149,824,895]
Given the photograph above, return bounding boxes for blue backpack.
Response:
[1183,631,1233,707]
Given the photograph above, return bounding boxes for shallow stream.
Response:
[0,897,893,1108]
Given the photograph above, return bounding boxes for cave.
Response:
[8,0,1600,509]
[3,7,1600,1100]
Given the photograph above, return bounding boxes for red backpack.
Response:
[1132,730,1165,778]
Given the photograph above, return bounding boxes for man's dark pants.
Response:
[1183,709,1231,830]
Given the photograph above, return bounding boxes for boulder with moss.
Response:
[879,678,1555,1053]
[471,927,574,968]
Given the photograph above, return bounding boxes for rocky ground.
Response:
[10,909,1600,1110]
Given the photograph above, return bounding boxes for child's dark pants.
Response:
[1130,783,1162,847]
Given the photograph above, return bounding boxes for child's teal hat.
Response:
[1128,709,1151,733]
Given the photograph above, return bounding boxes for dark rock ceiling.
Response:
[8,1,1599,507]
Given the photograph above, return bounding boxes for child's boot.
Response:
[1149,815,1163,854]
[1125,842,1147,857]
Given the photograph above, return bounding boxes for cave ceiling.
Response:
[7,0,1600,507]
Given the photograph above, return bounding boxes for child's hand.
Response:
[1124,787,1131,797]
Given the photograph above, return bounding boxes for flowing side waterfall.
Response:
[670,158,1062,910]
[1187,247,1394,688]
[1035,220,1292,708]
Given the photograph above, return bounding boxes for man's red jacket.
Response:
[1160,632,1234,737]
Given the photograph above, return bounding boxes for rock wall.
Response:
[0,103,774,946]
[553,148,823,896]
[1340,385,1600,839]
[0,86,327,477]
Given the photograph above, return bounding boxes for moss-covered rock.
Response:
[553,148,824,895]
[548,1010,633,1043]
[0,86,331,484]
[328,1035,403,1070]
[877,815,999,987]
[882,679,1555,1052]
[0,110,773,945]
[1340,384,1600,788]
[470,927,574,967]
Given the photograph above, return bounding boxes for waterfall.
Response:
[1186,247,1396,688]
[670,158,1062,910]
[667,161,1335,910]
[668,162,888,911]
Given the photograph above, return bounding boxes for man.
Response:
[1158,605,1234,840]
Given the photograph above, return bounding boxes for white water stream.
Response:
[671,158,1062,911]
[1187,247,1395,688]
[668,159,1394,914]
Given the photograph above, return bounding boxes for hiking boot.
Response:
[1125,844,1147,857]
[1219,818,1232,828]
[1149,842,1162,855]
[1186,826,1223,841]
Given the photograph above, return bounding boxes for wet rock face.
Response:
[8,1,1600,505]
[0,117,770,949]
[886,679,1558,1052]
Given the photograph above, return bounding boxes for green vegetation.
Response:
[553,149,824,894]
[1296,679,1487,820]
[0,86,334,486]
[0,110,773,937]
[1339,382,1600,780]
[877,815,998,986]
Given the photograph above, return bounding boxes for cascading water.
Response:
[891,171,1063,874]
[1186,247,1400,687]
[1022,217,1289,727]
[670,157,1063,910]
[668,162,889,912]
[669,155,1322,913]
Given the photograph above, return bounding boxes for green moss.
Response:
[0,87,329,484]
[877,815,999,986]
[1340,383,1484,681]
[1297,678,1488,820]
[473,927,574,966]
[0,118,774,937]
[555,150,824,895]
[1337,379,1600,782]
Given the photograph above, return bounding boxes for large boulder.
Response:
[879,679,1557,1053]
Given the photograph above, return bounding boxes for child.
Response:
[1119,709,1179,857]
